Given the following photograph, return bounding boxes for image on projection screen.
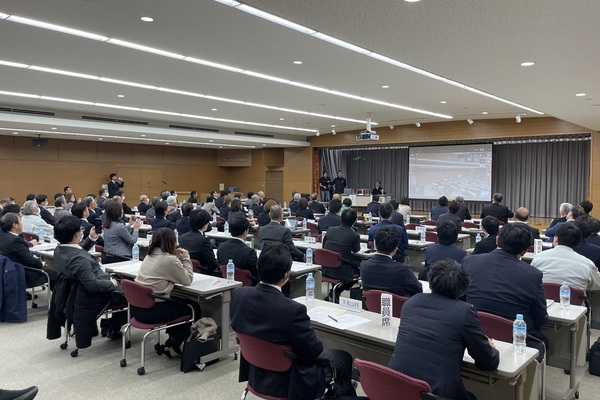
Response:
[408,144,492,201]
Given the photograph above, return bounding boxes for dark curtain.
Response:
[319,138,590,218]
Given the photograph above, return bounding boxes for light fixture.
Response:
[482,111,488,115]
[165,142,170,145]
[516,115,522,123]
[440,100,447,104]
[50,127,57,130]
[211,108,218,111]
[12,131,18,135]
[389,125,394,130]
[331,129,336,135]
[415,122,421,128]
[520,61,535,67]
[381,85,390,89]
[316,131,320,137]
[331,125,336,128]
[293,60,302,65]
[576,93,586,97]
[405,0,422,2]
[141,134,146,137]
[279,118,284,121]
[117,94,125,98]
[140,17,154,22]
[98,137,103,140]
[467,118,474,125]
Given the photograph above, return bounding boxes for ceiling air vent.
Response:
[81,115,149,125]
[234,131,274,138]
[169,124,219,133]
[0,106,55,116]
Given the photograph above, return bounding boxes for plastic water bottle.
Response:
[226,259,235,283]
[212,213,217,222]
[249,209,254,219]
[224,221,229,233]
[132,243,140,262]
[420,229,426,242]
[306,272,315,302]
[284,202,287,209]
[38,231,45,245]
[306,245,313,266]
[513,314,527,354]
[475,233,482,243]
[368,212,372,222]
[405,213,410,225]
[174,229,179,245]
[560,281,571,311]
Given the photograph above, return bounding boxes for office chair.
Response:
[219,264,258,286]
[363,290,408,318]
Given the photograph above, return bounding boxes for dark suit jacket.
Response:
[259,221,304,261]
[289,201,299,214]
[574,239,600,268]
[178,230,219,271]
[456,204,471,221]
[219,206,230,221]
[175,217,191,235]
[322,225,360,281]
[390,210,405,227]
[317,213,341,233]
[214,196,225,210]
[472,234,498,254]
[295,208,315,220]
[87,208,102,228]
[462,249,548,332]
[80,218,94,239]
[429,205,448,221]
[250,204,264,216]
[388,293,499,400]
[108,180,124,197]
[420,244,467,280]
[309,201,326,214]
[39,206,56,225]
[587,234,600,247]
[0,232,44,270]
[257,211,271,226]
[217,238,258,279]
[480,203,514,224]
[360,254,422,297]
[436,212,462,232]
[151,217,175,231]
[549,216,567,229]
[365,201,380,215]
[231,284,326,400]
[137,202,152,214]
[368,220,408,262]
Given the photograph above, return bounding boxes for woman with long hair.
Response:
[102,199,142,263]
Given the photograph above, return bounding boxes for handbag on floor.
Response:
[589,337,600,376]
[180,317,221,373]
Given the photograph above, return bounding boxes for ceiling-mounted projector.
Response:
[356,130,379,141]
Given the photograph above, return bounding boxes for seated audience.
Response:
[294,198,315,220]
[71,203,95,241]
[35,194,56,226]
[187,190,198,204]
[317,199,342,233]
[145,197,160,220]
[178,209,220,275]
[137,195,151,214]
[545,205,582,242]
[289,192,301,214]
[430,196,448,221]
[21,200,54,238]
[361,225,422,297]
[389,260,499,400]
[309,193,326,214]
[102,200,141,263]
[202,195,220,215]
[322,209,361,300]
[113,191,132,215]
[214,190,228,209]
[97,188,109,209]
[420,221,467,280]
[257,199,276,227]
[531,223,600,291]
[573,214,600,267]
[83,196,102,229]
[580,200,593,215]
[587,217,600,247]
[166,195,181,223]
[388,198,405,227]
[462,223,547,361]
[227,198,246,224]
[480,192,514,224]
[176,202,194,235]
[53,196,70,221]
[151,202,176,231]
[397,196,411,217]
[513,207,540,243]
[365,195,381,216]
[455,195,471,221]
[548,202,572,229]
[244,192,254,208]
[230,243,356,398]
[436,200,462,232]
[339,198,352,215]
[259,205,304,262]
[219,196,232,221]
[250,194,264,216]
[368,203,408,263]
[472,216,500,254]
[134,228,201,356]
[217,217,258,280]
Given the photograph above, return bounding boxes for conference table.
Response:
[105,260,241,369]
[30,241,102,269]
[296,297,540,400]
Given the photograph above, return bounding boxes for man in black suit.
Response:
[365,194,381,215]
[83,196,102,227]
[137,195,151,214]
[547,203,570,229]
[368,203,408,263]
[35,194,56,226]
[178,209,220,275]
[586,217,600,246]
[429,196,448,221]
[420,221,467,280]
[388,199,405,227]
[308,193,326,214]
[107,173,124,197]
[330,170,347,195]
[389,260,499,400]
[217,216,258,280]
[455,195,471,221]
[361,226,422,297]
[513,207,540,244]
[289,193,301,214]
[150,202,175,231]
[175,203,194,235]
[480,192,514,224]
[580,200,593,215]
[230,243,355,399]
[259,205,304,261]
[71,203,96,242]
[472,216,500,254]
[250,194,264,216]
[214,190,228,209]
[0,212,58,288]
[436,200,462,233]
[317,199,342,233]
[463,223,547,361]
[573,215,600,268]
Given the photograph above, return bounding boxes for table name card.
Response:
[339,297,363,312]
[381,293,392,328]
[305,236,316,243]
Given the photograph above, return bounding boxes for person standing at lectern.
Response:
[372,181,383,195]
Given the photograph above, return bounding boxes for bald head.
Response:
[515,207,530,222]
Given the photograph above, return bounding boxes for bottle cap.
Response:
[516,314,523,320]
[228,259,233,263]
[308,272,313,278]
[562,281,568,286]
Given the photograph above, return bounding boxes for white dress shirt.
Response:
[22,214,54,238]
[531,244,600,291]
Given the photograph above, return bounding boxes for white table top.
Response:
[296,297,539,378]
[139,224,153,231]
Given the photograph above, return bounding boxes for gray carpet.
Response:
[2,289,600,399]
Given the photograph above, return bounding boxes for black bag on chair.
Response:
[180,331,221,372]
[589,338,600,376]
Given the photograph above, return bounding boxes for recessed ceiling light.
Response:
[219,146,223,149]
[482,111,488,115]
[381,85,390,89]
[440,101,447,104]
[293,60,302,65]
[209,140,214,142]
[165,142,170,145]
[117,94,125,98]
[279,118,285,121]
[331,125,336,128]
[263,144,267,147]
[141,134,146,137]
[140,17,154,22]
[12,132,18,135]
[98,137,103,140]
[405,0,421,2]
[520,61,535,67]
[575,93,586,97]
[50,127,57,130]
[211,108,218,111]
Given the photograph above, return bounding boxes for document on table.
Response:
[307,306,370,330]
[546,299,554,308]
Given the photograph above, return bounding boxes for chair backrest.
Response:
[121,279,156,309]
[355,358,432,400]
[422,220,437,226]
[307,221,319,236]
[217,216,225,223]
[461,221,479,229]
[313,248,342,269]
[425,231,439,243]
[21,232,39,242]
[363,290,408,318]
[191,258,202,274]
[476,311,513,342]
[219,265,255,286]
[543,282,586,305]
[237,332,294,372]
[95,244,107,263]
[405,223,418,230]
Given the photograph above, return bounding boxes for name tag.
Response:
[305,236,316,243]
[381,293,392,328]
[339,297,363,312]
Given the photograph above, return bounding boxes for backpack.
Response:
[180,331,221,372]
